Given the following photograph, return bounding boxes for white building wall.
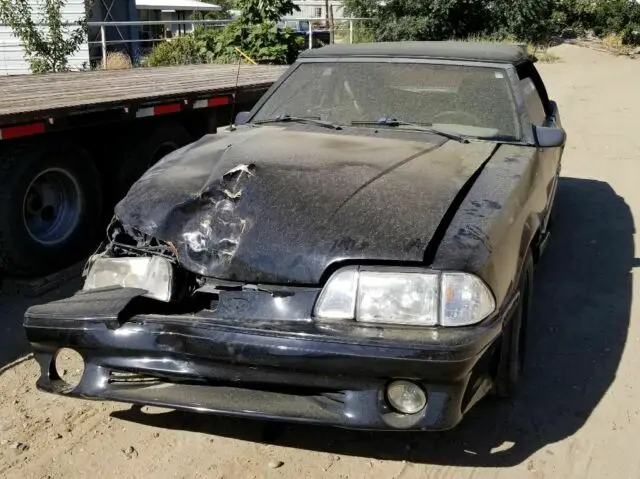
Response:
[0,0,89,76]
[291,1,345,20]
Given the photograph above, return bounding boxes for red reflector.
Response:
[1,122,45,140]
[154,103,182,115]
[208,96,231,107]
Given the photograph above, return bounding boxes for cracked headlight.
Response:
[83,256,173,302]
[314,267,495,327]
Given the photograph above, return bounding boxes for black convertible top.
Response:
[300,41,533,65]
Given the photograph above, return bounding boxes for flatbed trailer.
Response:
[0,64,287,278]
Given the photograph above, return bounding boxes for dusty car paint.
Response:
[115,126,498,284]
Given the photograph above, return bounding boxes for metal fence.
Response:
[87,18,373,69]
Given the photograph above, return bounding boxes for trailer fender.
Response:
[114,121,193,203]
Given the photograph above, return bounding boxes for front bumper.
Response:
[24,288,513,431]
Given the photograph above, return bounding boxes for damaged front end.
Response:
[82,221,197,305]
[24,222,509,430]
[23,130,513,431]
[81,218,314,315]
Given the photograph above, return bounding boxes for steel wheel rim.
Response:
[23,167,82,246]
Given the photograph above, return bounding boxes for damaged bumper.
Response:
[24,287,511,431]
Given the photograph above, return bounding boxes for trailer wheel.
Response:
[0,144,102,277]
[115,122,192,202]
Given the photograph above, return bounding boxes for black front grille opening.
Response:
[107,369,347,405]
[108,371,163,385]
[209,379,347,405]
[108,369,212,386]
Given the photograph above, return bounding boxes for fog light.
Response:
[386,380,427,414]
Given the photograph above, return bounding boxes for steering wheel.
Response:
[432,110,481,126]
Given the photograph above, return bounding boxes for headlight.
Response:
[314,267,495,327]
[83,256,173,302]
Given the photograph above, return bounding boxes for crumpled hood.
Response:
[115,126,496,284]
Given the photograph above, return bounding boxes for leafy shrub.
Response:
[493,0,556,45]
[144,0,304,67]
[143,35,202,67]
[591,0,627,36]
[220,0,304,64]
[239,23,304,64]
[622,23,640,45]
[372,0,491,42]
[344,0,557,45]
[202,22,303,64]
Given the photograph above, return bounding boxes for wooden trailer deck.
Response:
[0,64,289,125]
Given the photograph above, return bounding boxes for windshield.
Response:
[252,62,520,140]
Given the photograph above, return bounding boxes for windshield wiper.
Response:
[254,114,342,130]
[351,117,469,143]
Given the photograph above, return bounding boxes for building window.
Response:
[314,7,322,18]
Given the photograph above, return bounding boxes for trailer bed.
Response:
[0,64,288,125]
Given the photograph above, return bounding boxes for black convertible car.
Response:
[24,42,566,431]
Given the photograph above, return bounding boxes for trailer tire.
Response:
[0,144,102,277]
[115,122,192,202]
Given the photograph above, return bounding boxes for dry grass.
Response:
[457,36,562,63]
[103,51,133,70]
[528,45,561,63]
[601,32,634,55]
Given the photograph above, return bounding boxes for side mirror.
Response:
[533,125,566,148]
[235,111,251,126]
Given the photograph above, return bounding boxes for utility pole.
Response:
[325,0,329,28]
[329,4,335,44]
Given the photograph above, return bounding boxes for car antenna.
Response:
[226,49,244,132]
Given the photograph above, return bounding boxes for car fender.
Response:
[431,144,544,309]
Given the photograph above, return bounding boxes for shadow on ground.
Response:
[113,176,634,466]
[0,278,81,371]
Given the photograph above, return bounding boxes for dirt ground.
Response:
[1,44,640,479]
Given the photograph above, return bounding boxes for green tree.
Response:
[236,0,299,23]
[0,0,88,73]
[343,0,380,18]
[493,0,556,45]
[192,0,237,20]
[346,0,640,45]
[344,0,490,42]
[216,0,303,64]
[592,0,636,35]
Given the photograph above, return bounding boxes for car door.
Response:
[519,76,562,234]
